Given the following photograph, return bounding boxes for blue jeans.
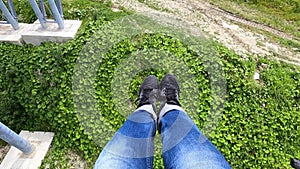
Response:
[94,105,231,169]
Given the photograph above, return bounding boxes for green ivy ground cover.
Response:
[0,0,299,168]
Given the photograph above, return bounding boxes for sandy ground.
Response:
[66,150,88,169]
[111,0,300,65]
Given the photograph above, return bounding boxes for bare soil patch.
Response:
[111,0,300,65]
[0,144,10,164]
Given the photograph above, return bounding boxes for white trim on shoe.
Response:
[158,103,186,124]
[136,104,157,121]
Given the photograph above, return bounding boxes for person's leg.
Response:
[94,106,156,169]
[158,74,231,169]
[94,75,159,169]
[159,105,231,169]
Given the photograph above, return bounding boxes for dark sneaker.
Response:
[291,158,300,169]
[137,75,159,109]
[159,74,181,106]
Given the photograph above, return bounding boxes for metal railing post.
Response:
[39,0,47,18]
[0,122,33,155]
[48,0,64,29]
[55,0,63,18]
[0,0,19,30]
[7,0,17,20]
[29,0,47,28]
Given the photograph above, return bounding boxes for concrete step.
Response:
[0,131,54,169]
[0,20,82,45]
[22,20,82,46]
[0,23,32,45]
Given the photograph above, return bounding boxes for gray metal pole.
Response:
[0,0,18,30]
[29,0,47,28]
[48,0,64,29]
[39,0,47,19]
[7,0,17,20]
[0,122,33,155]
[55,0,63,18]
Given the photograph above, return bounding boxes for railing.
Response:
[29,0,64,29]
[0,122,32,155]
[0,0,19,30]
[0,0,64,30]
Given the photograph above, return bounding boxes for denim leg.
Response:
[159,105,231,169]
[94,105,156,169]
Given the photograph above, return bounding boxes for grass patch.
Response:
[279,38,300,50]
[208,0,300,39]
[0,140,6,147]
[137,0,172,12]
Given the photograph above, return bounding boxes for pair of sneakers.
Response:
[136,74,181,122]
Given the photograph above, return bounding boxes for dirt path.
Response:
[204,3,299,42]
[112,0,300,65]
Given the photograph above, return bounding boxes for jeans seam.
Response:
[146,120,155,169]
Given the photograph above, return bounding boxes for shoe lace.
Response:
[161,88,179,104]
[136,89,154,106]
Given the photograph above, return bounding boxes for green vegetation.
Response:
[0,0,299,168]
[209,0,300,39]
[137,0,171,12]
